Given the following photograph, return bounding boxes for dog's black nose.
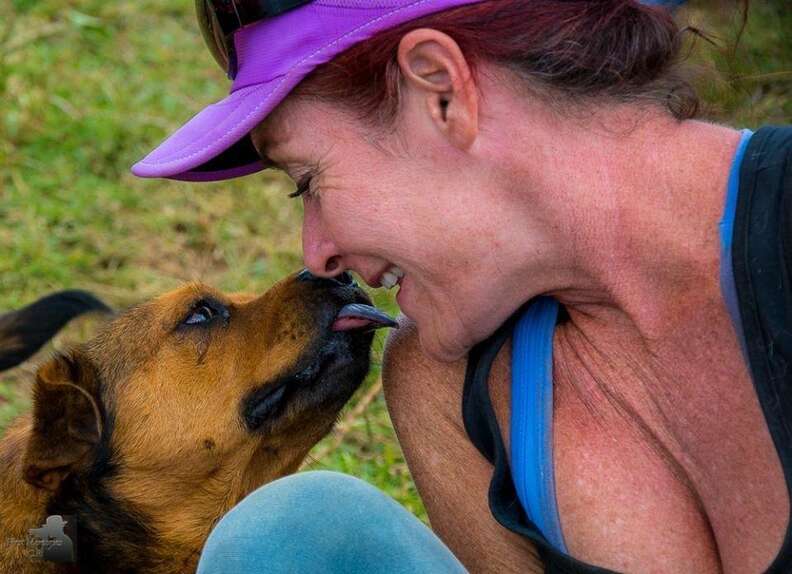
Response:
[334,271,356,286]
[297,269,356,287]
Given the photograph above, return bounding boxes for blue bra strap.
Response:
[639,0,687,7]
[719,128,754,361]
[510,296,567,553]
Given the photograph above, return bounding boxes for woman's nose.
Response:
[302,202,344,278]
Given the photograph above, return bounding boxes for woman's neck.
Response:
[484,106,742,324]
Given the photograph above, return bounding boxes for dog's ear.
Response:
[23,350,103,492]
[0,290,111,373]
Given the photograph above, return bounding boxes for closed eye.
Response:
[289,173,313,199]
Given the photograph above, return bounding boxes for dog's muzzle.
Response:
[241,270,396,434]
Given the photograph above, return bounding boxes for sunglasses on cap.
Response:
[196,0,312,79]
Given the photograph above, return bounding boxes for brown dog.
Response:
[0,271,395,573]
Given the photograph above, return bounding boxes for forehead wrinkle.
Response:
[253,96,352,168]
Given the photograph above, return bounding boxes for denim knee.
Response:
[197,470,466,573]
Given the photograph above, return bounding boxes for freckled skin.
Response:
[252,30,787,574]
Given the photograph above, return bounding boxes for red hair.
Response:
[296,0,698,124]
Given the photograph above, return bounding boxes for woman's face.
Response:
[251,96,521,361]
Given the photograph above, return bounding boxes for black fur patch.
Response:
[47,396,158,574]
[0,290,111,372]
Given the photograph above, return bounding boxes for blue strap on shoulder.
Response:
[640,0,687,7]
[719,129,754,361]
[510,296,567,554]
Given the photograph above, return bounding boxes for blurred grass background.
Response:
[0,0,789,525]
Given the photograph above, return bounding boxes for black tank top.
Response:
[462,126,792,573]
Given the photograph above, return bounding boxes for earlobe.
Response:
[23,351,103,492]
[397,28,479,150]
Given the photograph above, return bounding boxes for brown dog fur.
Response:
[0,274,376,573]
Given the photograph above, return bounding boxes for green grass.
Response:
[1,0,789,526]
[686,0,791,125]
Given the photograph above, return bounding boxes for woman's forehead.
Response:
[251,99,354,163]
[250,111,294,161]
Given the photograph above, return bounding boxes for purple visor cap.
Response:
[131,0,486,182]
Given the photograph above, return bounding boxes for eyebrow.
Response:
[252,140,277,168]
[249,130,277,167]
[259,152,281,170]
[257,142,290,173]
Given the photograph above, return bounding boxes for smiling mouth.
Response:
[371,264,404,290]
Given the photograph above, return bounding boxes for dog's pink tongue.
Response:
[332,317,377,331]
[332,304,398,332]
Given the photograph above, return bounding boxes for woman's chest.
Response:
[547,318,789,573]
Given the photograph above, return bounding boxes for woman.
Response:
[133,1,791,572]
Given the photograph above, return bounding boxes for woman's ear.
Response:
[23,351,103,492]
[397,28,479,150]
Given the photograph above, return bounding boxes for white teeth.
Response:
[381,272,399,289]
[381,266,404,290]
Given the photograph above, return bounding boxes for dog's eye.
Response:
[185,305,215,325]
[180,299,229,328]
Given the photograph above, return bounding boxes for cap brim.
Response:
[133,0,502,183]
[131,79,291,182]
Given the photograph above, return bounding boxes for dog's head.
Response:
[18,271,393,567]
